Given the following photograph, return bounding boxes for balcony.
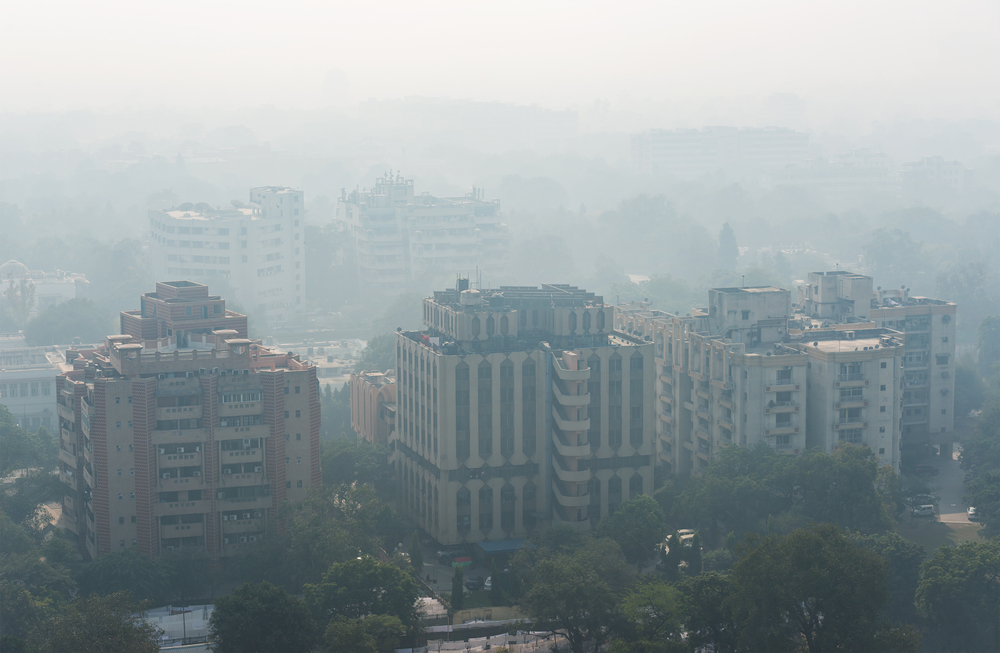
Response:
[553,485,590,508]
[766,403,799,414]
[158,451,203,469]
[152,428,209,445]
[718,417,735,431]
[552,433,591,458]
[222,517,265,534]
[59,448,78,468]
[552,359,589,382]
[160,522,205,538]
[56,401,74,421]
[155,405,203,422]
[218,495,273,510]
[834,400,866,410]
[218,471,267,487]
[155,499,212,518]
[902,414,928,425]
[221,448,264,464]
[552,458,589,483]
[552,384,590,407]
[60,471,78,491]
[159,474,206,490]
[218,402,262,417]
[837,373,865,382]
[552,406,590,433]
[214,424,270,440]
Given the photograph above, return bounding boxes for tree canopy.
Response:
[303,556,419,632]
[596,495,667,566]
[24,298,112,346]
[209,582,316,653]
[31,592,162,653]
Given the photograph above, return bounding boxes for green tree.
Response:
[489,558,503,606]
[0,582,51,640]
[610,579,685,653]
[323,614,404,653]
[353,333,396,373]
[662,532,682,582]
[522,553,619,653]
[684,532,703,575]
[729,525,920,653]
[450,566,464,612]
[977,314,1000,378]
[32,591,162,653]
[680,572,739,653]
[916,541,999,653]
[1,276,36,332]
[321,439,393,496]
[303,556,419,631]
[864,229,925,291]
[851,532,925,625]
[954,357,986,420]
[24,298,112,346]
[320,383,356,440]
[408,531,423,574]
[717,222,739,270]
[161,547,213,602]
[596,495,668,566]
[77,548,169,604]
[209,582,316,653]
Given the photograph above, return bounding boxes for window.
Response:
[129,444,134,452]
[286,481,291,488]
[742,310,750,320]
[880,384,886,391]
[296,433,301,441]
[118,469,122,476]
[935,354,950,365]
[116,445,122,452]
[115,396,120,404]
[776,369,792,383]
[295,410,301,417]
[880,362,887,369]
[879,447,885,454]
[119,517,125,524]
[118,493,123,500]
[130,468,134,475]
[879,427,885,433]
[131,516,136,523]
[284,411,289,418]
[941,409,947,414]
[116,421,121,428]
[295,386,300,394]
[775,413,791,426]
[297,480,303,488]
[880,406,886,413]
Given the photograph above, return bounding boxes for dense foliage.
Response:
[209,582,316,653]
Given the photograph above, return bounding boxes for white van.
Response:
[911,505,935,518]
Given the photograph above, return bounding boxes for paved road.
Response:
[918,446,972,524]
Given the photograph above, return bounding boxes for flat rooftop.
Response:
[713,286,786,294]
[431,284,604,310]
[806,337,893,353]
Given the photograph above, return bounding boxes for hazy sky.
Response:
[3,0,998,123]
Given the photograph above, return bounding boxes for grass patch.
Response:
[897,520,985,557]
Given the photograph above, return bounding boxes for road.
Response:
[918,445,972,524]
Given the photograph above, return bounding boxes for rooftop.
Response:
[431,283,604,311]
[805,337,893,353]
[713,286,786,294]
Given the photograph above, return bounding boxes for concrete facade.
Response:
[392,282,654,546]
[148,187,305,324]
[337,174,509,295]
[350,371,396,446]
[56,281,321,561]
[0,335,71,431]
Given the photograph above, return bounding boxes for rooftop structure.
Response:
[148,187,304,324]
[0,334,73,431]
[0,260,89,317]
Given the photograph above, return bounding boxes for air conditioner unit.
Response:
[218,492,225,499]
[239,536,247,543]
[162,472,171,479]
[248,535,257,542]
[254,466,262,473]
[186,372,194,378]
[224,469,232,474]
[243,369,249,375]
[199,368,206,375]
[193,471,201,477]
[194,445,201,452]
[212,368,219,374]
[219,370,227,376]
[222,514,229,521]
[243,512,251,519]
[177,447,185,453]
[165,545,174,551]
[223,537,230,544]
[243,439,251,447]
[158,447,166,454]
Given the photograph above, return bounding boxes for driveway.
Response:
[929,445,971,524]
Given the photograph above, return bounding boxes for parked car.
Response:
[464,576,484,591]
[967,506,980,521]
[437,547,465,565]
[912,504,936,517]
[914,464,939,476]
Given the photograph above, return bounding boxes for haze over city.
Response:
[0,2,998,652]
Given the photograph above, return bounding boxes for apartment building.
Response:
[392,282,654,546]
[0,260,89,318]
[56,281,320,561]
[337,174,509,295]
[350,371,396,445]
[148,187,305,324]
[0,335,72,430]
[618,285,906,473]
[630,127,810,178]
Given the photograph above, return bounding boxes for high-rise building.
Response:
[337,174,509,295]
[56,281,320,561]
[350,371,396,446]
[618,283,907,474]
[148,187,305,324]
[391,282,654,546]
[0,335,71,431]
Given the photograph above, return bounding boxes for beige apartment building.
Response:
[56,281,320,561]
[618,284,906,474]
[337,174,509,295]
[350,371,396,445]
[392,282,654,546]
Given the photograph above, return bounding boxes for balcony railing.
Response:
[838,373,864,382]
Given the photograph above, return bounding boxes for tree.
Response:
[407,531,423,574]
[596,495,667,566]
[610,579,686,653]
[864,229,926,291]
[303,556,419,631]
[680,572,739,653]
[450,566,464,612]
[729,525,920,653]
[850,533,925,625]
[662,532,681,582]
[209,582,316,653]
[323,614,404,653]
[161,547,213,602]
[24,298,111,346]
[717,222,739,270]
[522,554,618,653]
[916,541,999,653]
[32,591,162,653]
[77,548,169,604]
[0,582,49,640]
[353,333,396,373]
[684,532,703,575]
[977,315,1000,379]
[954,357,986,419]
[320,383,356,440]
[1,276,35,332]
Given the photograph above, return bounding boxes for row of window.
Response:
[0,382,52,397]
